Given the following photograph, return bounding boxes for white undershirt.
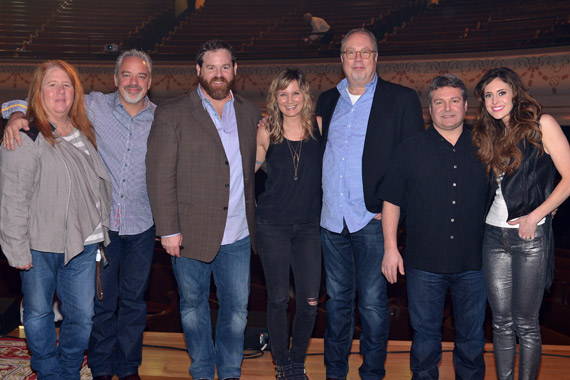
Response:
[347,91,361,105]
[486,174,545,228]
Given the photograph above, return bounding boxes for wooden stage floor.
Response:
[140,332,570,380]
[7,329,570,379]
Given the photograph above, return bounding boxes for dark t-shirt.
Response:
[256,126,322,225]
[378,126,490,273]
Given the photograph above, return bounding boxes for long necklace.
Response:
[285,137,302,181]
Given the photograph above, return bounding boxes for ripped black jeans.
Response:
[256,222,322,364]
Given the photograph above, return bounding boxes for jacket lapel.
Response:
[366,77,388,132]
[234,95,254,182]
[188,90,226,153]
[234,96,250,154]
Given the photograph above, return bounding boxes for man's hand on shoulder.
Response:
[257,115,268,130]
[3,112,29,150]
[382,246,404,284]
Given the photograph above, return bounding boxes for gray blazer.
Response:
[146,90,260,263]
[0,127,111,267]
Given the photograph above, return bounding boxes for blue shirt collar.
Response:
[336,73,378,95]
[112,91,154,116]
[197,85,234,112]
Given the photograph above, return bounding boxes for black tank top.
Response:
[256,126,322,225]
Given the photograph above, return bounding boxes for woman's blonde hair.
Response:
[266,68,315,143]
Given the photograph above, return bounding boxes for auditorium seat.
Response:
[1,0,169,59]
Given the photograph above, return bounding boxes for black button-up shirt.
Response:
[379,126,490,273]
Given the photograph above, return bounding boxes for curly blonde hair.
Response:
[266,68,315,143]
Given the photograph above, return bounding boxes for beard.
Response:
[198,75,234,100]
[119,85,145,104]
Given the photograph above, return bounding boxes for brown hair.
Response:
[266,68,315,143]
[26,60,96,148]
[472,67,543,178]
[196,39,236,68]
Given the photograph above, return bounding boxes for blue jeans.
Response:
[320,219,389,380]
[21,245,98,380]
[173,235,251,380]
[406,267,487,380]
[88,227,155,378]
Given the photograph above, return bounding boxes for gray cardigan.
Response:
[0,126,111,267]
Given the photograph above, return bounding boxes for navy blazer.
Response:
[317,76,425,213]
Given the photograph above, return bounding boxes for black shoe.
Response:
[120,375,141,380]
[276,362,294,380]
[291,361,309,380]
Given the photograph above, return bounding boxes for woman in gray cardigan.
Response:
[0,60,111,380]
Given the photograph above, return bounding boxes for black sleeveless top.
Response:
[256,125,322,225]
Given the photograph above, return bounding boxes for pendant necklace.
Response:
[285,137,302,181]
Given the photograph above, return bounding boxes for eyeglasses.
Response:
[342,49,376,59]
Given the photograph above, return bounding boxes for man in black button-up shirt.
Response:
[379,74,489,380]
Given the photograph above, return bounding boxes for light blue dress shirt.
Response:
[197,86,249,245]
[321,75,378,234]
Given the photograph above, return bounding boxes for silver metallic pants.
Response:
[482,224,546,380]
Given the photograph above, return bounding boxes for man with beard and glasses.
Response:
[146,39,261,380]
[2,50,156,380]
[316,28,424,380]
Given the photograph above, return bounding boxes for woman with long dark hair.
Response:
[473,67,570,379]
[255,68,322,380]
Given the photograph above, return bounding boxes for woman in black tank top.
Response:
[255,69,322,380]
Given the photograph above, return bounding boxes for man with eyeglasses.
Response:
[316,28,424,380]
